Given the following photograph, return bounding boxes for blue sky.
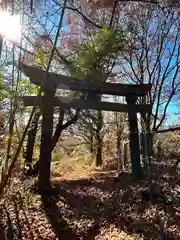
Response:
[165,103,179,125]
[49,8,180,127]
[11,3,179,128]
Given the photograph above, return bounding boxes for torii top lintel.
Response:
[21,64,152,96]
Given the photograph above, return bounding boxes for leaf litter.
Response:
[0,159,179,240]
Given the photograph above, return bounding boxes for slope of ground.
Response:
[0,158,179,240]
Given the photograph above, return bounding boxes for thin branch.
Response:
[109,0,118,28]
[0,0,68,196]
[157,126,180,133]
[52,0,103,29]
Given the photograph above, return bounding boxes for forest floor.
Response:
[0,157,180,240]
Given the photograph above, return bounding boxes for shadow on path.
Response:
[40,168,178,239]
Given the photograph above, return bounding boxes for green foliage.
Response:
[18,79,40,96]
[0,72,3,89]
[70,26,125,81]
[0,72,7,101]
[34,50,49,69]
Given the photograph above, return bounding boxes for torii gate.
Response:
[21,64,152,190]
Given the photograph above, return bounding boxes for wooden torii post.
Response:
[21,64,152,190]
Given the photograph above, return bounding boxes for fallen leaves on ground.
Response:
[0,159,179,240]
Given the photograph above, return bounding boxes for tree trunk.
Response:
[141,113,153,171]
[123,142,128,167]
[96,133,102,166]
[146,132,154,157]
[89,125,94,154]
[140,131,148,171]
[51,109,65,151]
[95,110,103,166]
[157,141,163,160]
[117,129,123,171]
[24,110,41,167]
[144,113,154,157]
[126,95,141,180]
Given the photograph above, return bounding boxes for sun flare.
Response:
[0,11,22,42]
